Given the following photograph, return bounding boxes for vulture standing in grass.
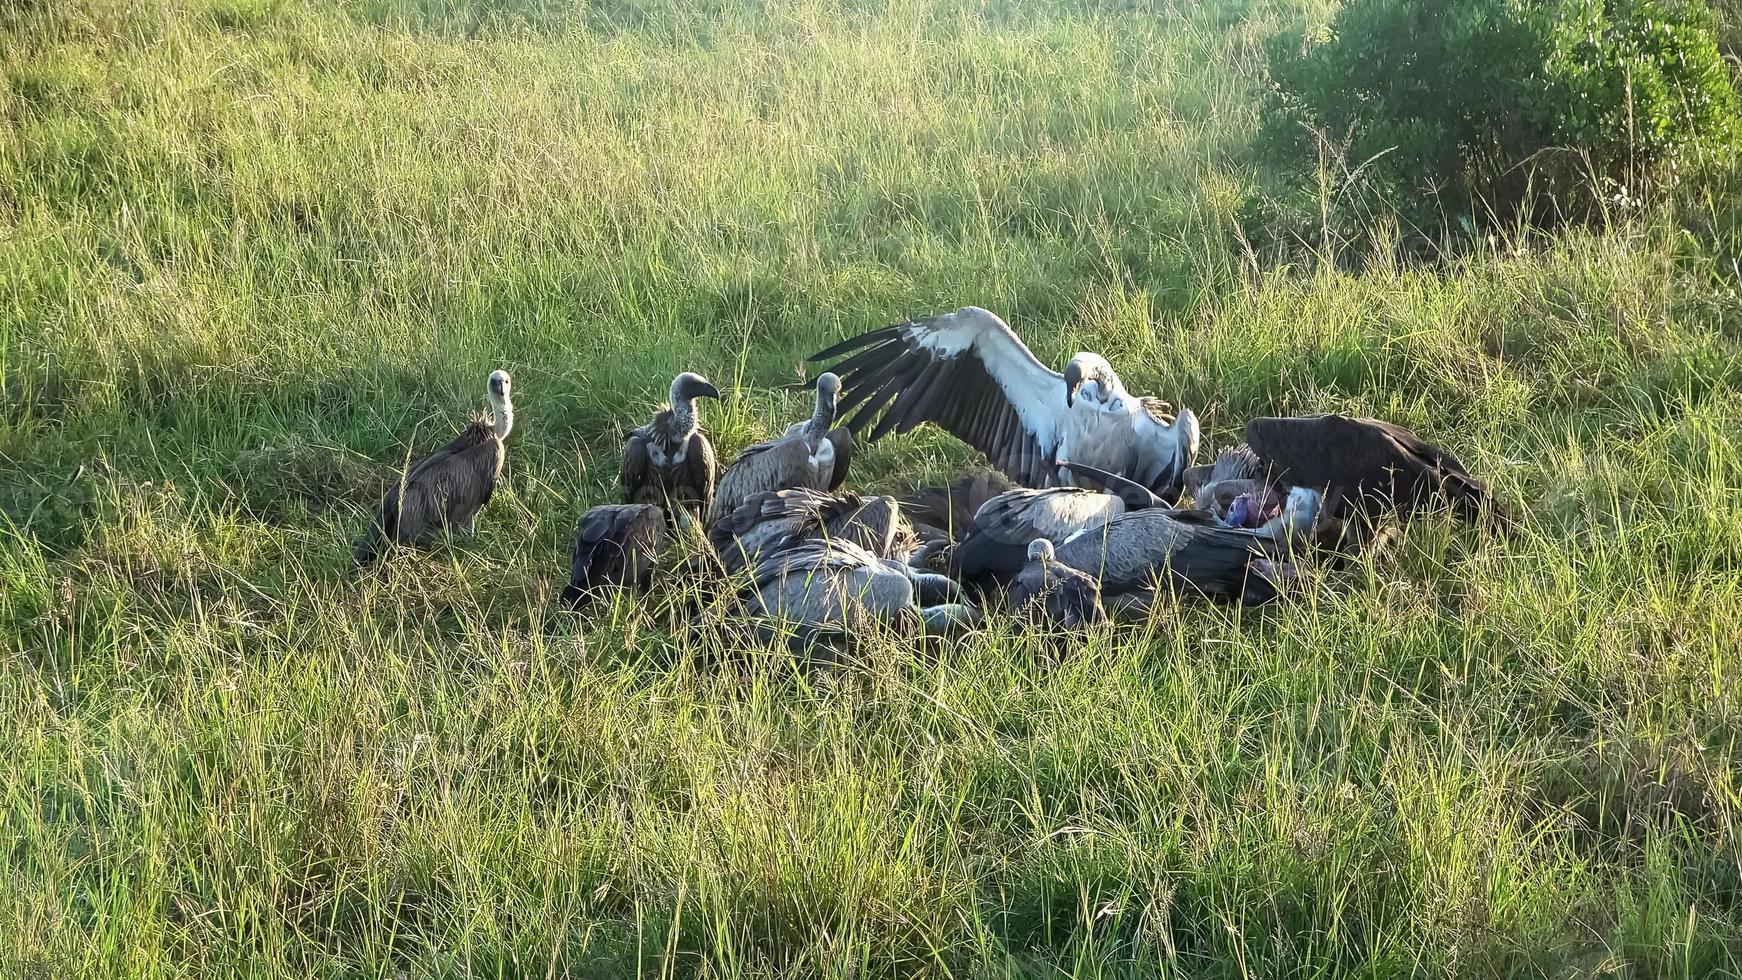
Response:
[1050,463,1287,604]
[561,503,666,604]
[353,369,513,566]
[949,472,1168,591]
[1008,538,1106,629]
[708,488,919,577]
[621,372,721,523]
[808,306,1199,493]
[709,372,853,525]
[744,538,976,635]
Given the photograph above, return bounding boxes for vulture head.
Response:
[1027,538,1056,564]
[671,371,722,405]
[487,369,514,437]
[1063,353,1123,409]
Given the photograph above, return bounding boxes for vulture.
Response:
[354,369,513,565]
[709,372,853,526]
[899,471,1015,543]
[1183,444,1264,513]
[1050,463,1287,604]
[743,538,977,635]
[621,372,721,523]
[1008,538,1106,629]
[949,473,1167,591]
[1180,416,1505,539]
[1241,414,1507,531]
[561,503,666,604]
[708,488,919,577]
[808,306,1199,493]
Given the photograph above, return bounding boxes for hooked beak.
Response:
[696,380,721,400]
[1063,361,1083,408]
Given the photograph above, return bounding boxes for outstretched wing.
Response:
[809,307,1065,486]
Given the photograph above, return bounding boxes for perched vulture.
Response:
[621,372,721,523]
[808,306,1199,493]
[708,488,919,577]
[354,369,513,565]
[949,471,1167,591]
[744,538,976,634]
[1050,462,1286,604]
[1008,538,1106,629]
[709,372,853,526]
[561,503,666,604]
[1241,414,1507,530]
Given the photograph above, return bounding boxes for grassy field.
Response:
[5,0,1742,975]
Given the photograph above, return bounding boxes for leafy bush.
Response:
[1259,0,1740,232]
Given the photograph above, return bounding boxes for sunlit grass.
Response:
[3,0,1742,975]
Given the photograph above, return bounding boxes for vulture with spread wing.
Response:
[808,307,1198,493]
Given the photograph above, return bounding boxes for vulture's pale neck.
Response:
[806,391,836,440]
[667,384,699,439]
[490,392,514,439]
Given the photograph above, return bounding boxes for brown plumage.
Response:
[621,372,720,523]
[354,370,512,565]
[1242,415,1507,531]
[898,471,1016,543]
[561,503,667,604]
[709,372,853,525]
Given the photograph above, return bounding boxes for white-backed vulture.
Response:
[1049,461,1286,603]
[948,471,1167,591]
[745,538,975,634]
[808,306,1199,493]
[561,503,666,604]
[1007,538,1106,629]
[1051,508,1284,604]
[354,369,512,565]
[709,372,852,525]
[621,372,720,522]
[708,488,919,577]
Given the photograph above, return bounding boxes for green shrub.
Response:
[1259,0,1740,232]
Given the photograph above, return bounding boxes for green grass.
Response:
[4,0,1742,975]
